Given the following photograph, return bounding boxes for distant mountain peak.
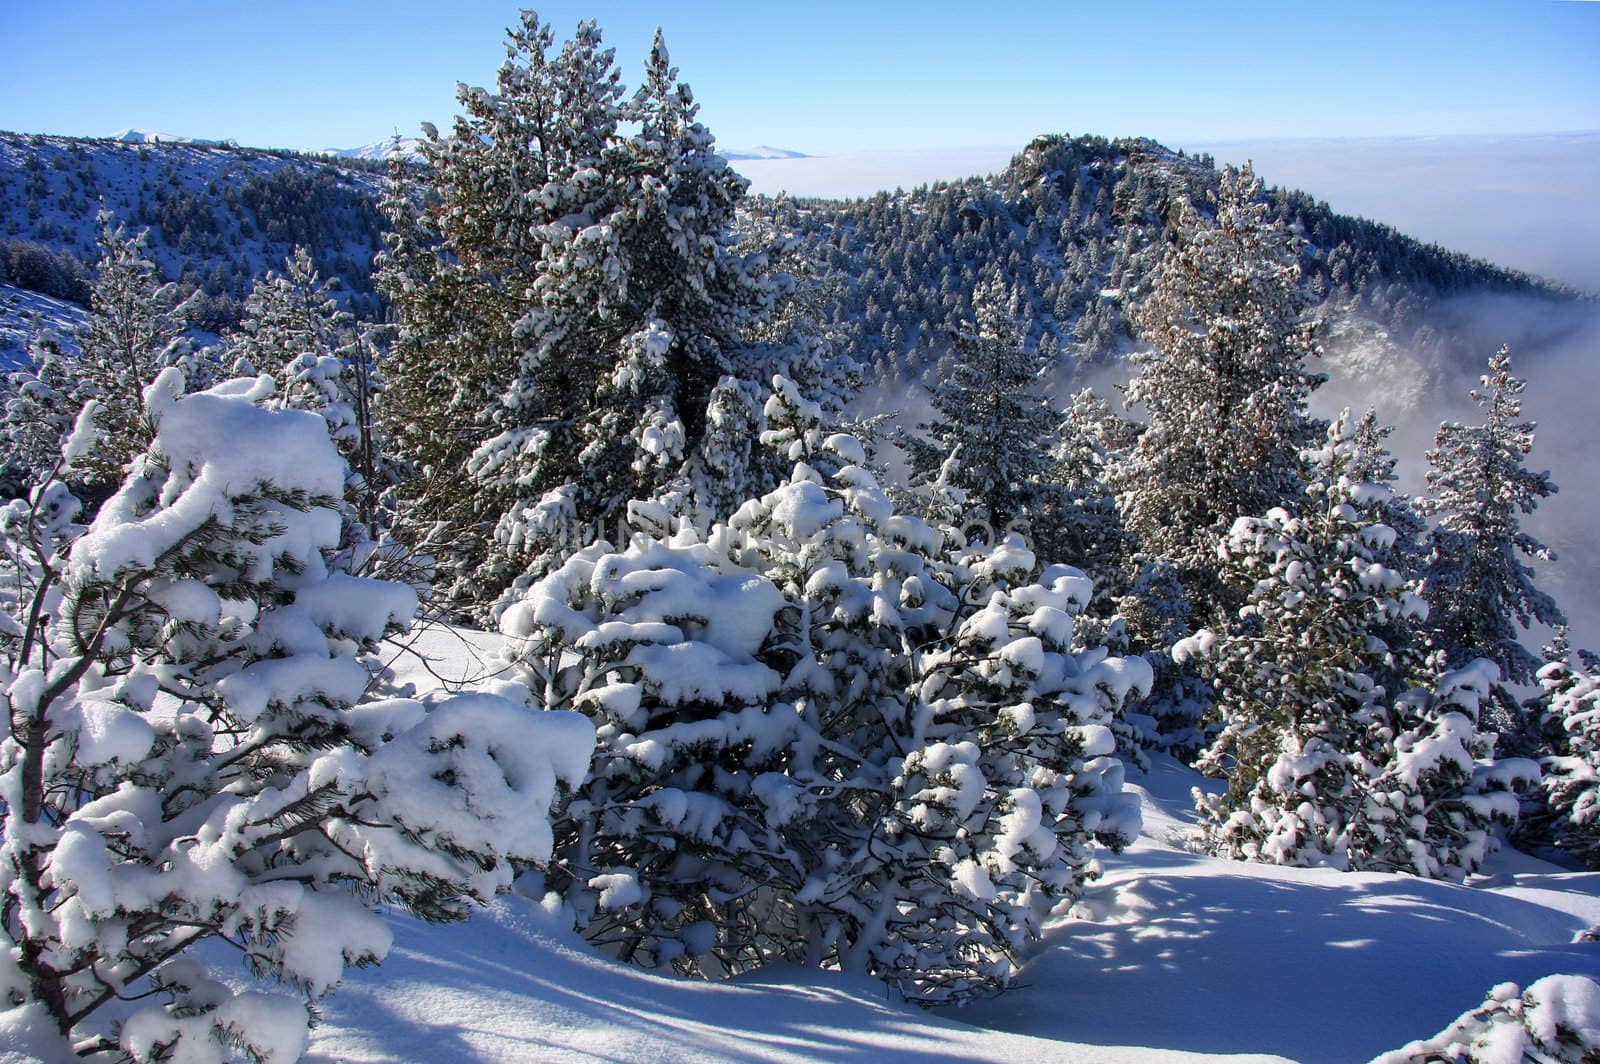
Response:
[326,137,424,162]
[112,129,236,148]
[113,129,188,144]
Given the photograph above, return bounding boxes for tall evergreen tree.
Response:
[381,13,785,616]
[1114,164,1325,599]
[1185,416,1429,862]
[1182,416,1532,877]
[1419,346,1564,692]
[905,278,1055,536]
[66,215,194,503]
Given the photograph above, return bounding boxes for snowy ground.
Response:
[0,283,83,370]
[295,623,1600,1063]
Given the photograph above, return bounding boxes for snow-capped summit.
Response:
[327,136,424,161]
[113,128,189,144]
[112,128,235,148]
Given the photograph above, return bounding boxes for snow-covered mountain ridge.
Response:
[113,127,236,147]
[2,128,1574,347]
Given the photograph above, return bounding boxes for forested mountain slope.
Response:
[752,134,1580,389]
[0,129,1579,369]
[0,131,390,329]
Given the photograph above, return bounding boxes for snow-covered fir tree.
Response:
[1181,415,1532,877]
[1356,659,1537,879]
[382,13,792,617]
[497,429,1148,1002]
[1116,163,1325,608]
[61,215,197,505]
[0,371,592,1060]
[1183,415,1428,865]
[1036,386,1136,609]
[0,330,80,499]
[1527,647,1600,869]
[904,278,1056,536]
[377,13,616,606]
[230,247,394,535]
[1419,346,1564,699]
[1342,407,1428,574]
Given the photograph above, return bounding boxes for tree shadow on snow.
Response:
[955,864,1600,1064]
[307,896,1053,1063]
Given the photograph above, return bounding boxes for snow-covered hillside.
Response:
[311,624,1600,1064]
[0,131,390,324]
[0,282,82,369]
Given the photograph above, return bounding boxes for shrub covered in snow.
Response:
[1529,653,1600,869]
[1372,974,1600,1063]
[499,438,1149,1002]
[0,372,591,1060]
[1185,416,1534,878]
[502,435,1152,998]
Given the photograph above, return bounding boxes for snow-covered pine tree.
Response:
[1355,659,1536,880]
[0,330,79,499]
[378,13,625,612]
[64,215,196,505]
[1343,407,1428,575]
[1419,346,1564,707]
[1183,414,1532,877]
[230,247,394,536]
[383,14,788,619]
[1373,974,1600,1064]
[1183,414,1427,866]
[1527,648,1600,869]
[1116,164,1325,614]
[1035,386,1136,606]
[0,371,592,1060]
[904,277,1056,536]
[497,435,1148,1002]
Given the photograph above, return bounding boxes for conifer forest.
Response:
[2,10,1598,1063]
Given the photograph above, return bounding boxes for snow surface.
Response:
[0,282,83,370]
[303,624,1600,1064]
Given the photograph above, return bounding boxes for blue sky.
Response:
[2,1,1596,153]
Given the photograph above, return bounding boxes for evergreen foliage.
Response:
[498,431,1149,1002]
[0,330,79,498]
[904,278,1056,535]
[231,247,395,535]
[0,370,591,1059]
[1374,975,1600,1064]
[1419,346,1565,693]
[381,14,790,617]
[66,215,196,501]
[1117,164,1326,586]
[1182,417,1534,878]
[1529,649,1600,869]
